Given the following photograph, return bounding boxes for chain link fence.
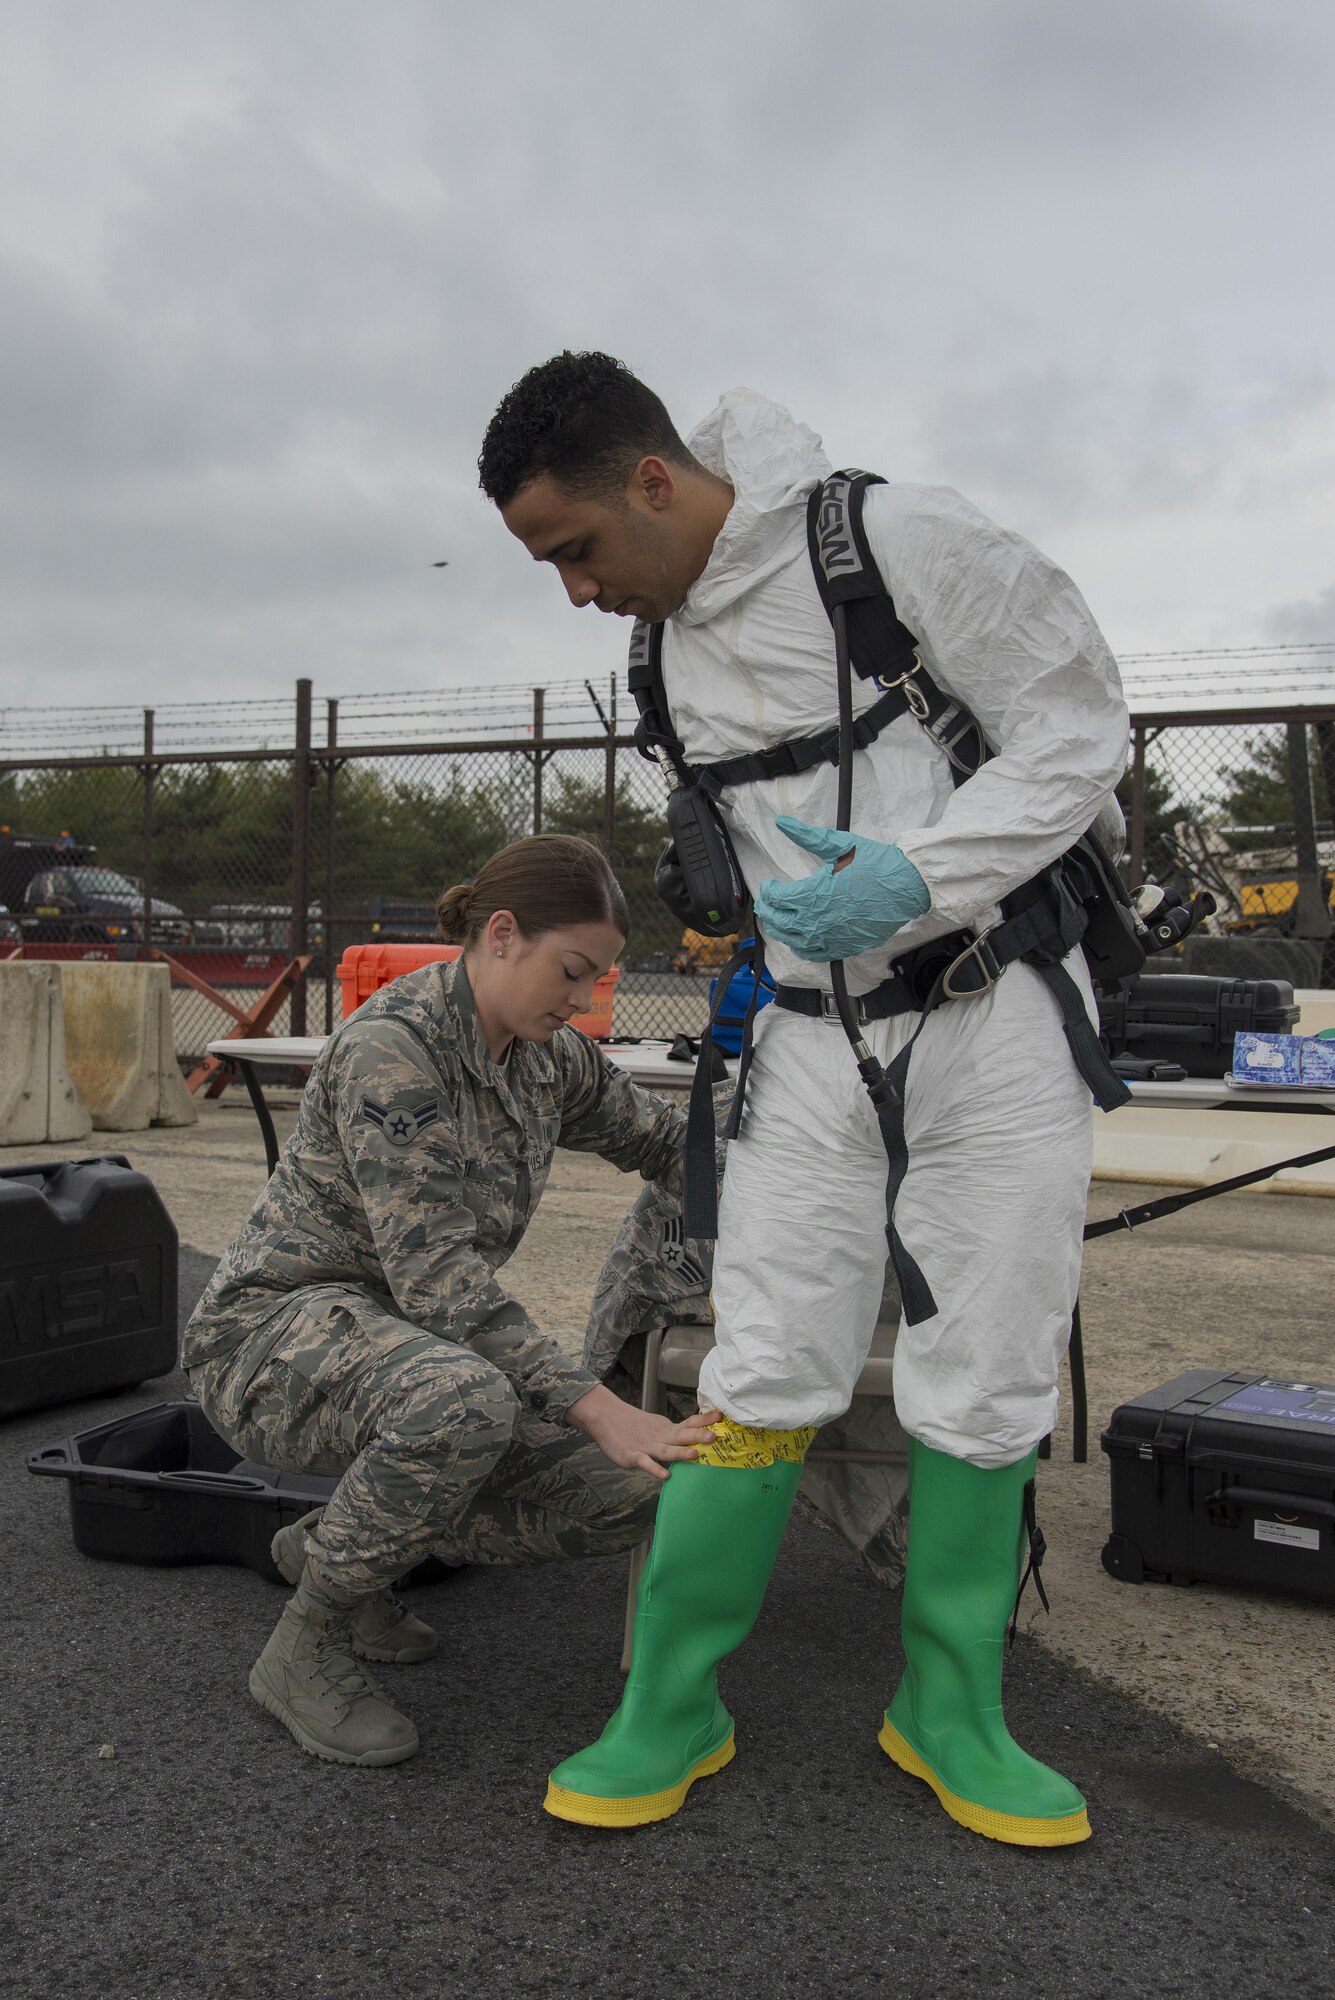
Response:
[4,680,1334,1075]
[1123,709,1335,986]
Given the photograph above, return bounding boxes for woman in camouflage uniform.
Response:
[185,835,715,1768]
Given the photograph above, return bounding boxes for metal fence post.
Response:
[141,709,155,953]
[532,688,544,834]
[324,697,338,1032]
[291,678,313,1034]
[1287,720,1332,940]
[1128,723,1146,884]
[603,671,617,856]
[1316,721,1335,833]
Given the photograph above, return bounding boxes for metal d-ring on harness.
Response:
[629,467,1177,1328]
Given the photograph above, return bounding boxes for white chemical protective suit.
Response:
[663,391,1130,1467]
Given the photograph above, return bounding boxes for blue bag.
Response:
[707,945,776,1057]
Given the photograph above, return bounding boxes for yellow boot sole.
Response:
[544,1732,736,1828]
[878,1718,1091,1847]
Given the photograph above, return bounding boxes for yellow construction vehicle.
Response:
[1229,851,1335,933]
[669,928,740,975]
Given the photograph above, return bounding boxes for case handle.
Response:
[158,1469,268,1494]
[1208,1484,1335,1524]
[25,1443,73,1477]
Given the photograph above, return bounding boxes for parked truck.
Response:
[0,829,190,948]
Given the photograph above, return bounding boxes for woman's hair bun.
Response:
[436,881,474,943]
[435,834,630,951]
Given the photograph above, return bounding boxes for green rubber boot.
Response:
[545,1420,810,1828]
[879,1440,1091,1846]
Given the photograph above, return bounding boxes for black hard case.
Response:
[28,1399,460,1587]
[0,1156,178,1418]
[1101,1369,1335,1601]
[1096,976,1299,1079]
[28,1400,338,1580]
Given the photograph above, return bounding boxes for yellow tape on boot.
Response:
[694,1418,816,1469]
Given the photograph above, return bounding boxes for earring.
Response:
[496,949,505,959]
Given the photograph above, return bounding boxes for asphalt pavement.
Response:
[4,1248,1334,2000]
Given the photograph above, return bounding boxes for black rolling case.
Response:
[1096,975,1299,1078]
[1101,1369,1335,1601]
[0,1156,178,1418]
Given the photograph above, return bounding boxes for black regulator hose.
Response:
[829,602,869,1050]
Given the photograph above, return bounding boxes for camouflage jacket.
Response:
[183,958,686,1420]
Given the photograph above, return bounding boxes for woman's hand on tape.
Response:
[566,1384,720,1481]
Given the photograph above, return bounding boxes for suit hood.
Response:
[676,389,831,626]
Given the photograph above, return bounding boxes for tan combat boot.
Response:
[249,1579,420,1766]
[271,1508,439,1664]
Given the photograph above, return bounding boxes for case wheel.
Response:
[1101,1533,1146,1584]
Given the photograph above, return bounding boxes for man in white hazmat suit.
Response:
[480,351,1129,1847]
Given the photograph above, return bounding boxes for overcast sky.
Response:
[2,0,1332,732]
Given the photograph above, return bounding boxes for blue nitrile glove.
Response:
[754,815,931,961]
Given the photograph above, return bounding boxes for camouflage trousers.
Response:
[189,1284,659,1598]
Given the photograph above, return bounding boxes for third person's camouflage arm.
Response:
[554,1032,687,1201]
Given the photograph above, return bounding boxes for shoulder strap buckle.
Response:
[922,700,984,775]
[875,660,930,721]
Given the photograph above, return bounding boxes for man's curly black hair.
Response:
[478,351,693,509]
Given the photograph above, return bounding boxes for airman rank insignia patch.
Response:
[363,1097,441,1146]
[660,1216,705,1288]
[660,1216,687,1269]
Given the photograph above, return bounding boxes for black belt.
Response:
[772,926,999,1024]
[774,977,920,1024]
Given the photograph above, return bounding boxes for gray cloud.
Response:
[1,0,1332,723]
[1274,585,1335,646]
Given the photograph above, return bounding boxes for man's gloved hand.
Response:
[754,816,930,961]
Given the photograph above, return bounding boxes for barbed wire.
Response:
[1120,643,1335,662]
[3,648,1332,756]
[1124,676,1335,701]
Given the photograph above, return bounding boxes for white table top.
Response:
[209,1038,328,1062]
[600,1041,730,1088]
[208,1037,1335,1111]
[1120,1075,1335,1111]
[208,1035,725,1090]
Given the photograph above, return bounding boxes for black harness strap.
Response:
[680,935,763,1241]
[692,683,922,800]
[805,472,987,769]
[1036,962,1129,1113]
[628,618,691,784]
[875,1026,937,1326]
[726,935,769,1142]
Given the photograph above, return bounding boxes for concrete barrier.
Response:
[56,962,197,1132]
[0,963,94,1145]
[1093,1103,1335,1195]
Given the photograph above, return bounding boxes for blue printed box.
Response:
[1301,1036,1335,1086]
[1232,1032,1335,1088]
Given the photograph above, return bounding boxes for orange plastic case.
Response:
[336,943,618,1038]
[337,942,461,1016]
